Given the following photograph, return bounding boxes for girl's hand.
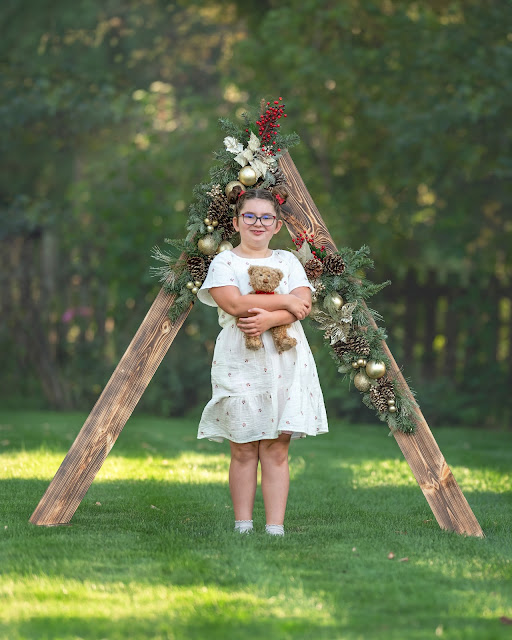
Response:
[286,294,310,320]
[237,308,273,336]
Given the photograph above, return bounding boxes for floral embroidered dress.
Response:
[196,249,328,443]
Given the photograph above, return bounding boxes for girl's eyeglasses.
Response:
[240,213,276,227]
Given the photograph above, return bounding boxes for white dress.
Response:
[196,249,329,443]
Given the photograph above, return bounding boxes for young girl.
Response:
[197,187,328,536]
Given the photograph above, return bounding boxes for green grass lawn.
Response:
[0,410,511,640]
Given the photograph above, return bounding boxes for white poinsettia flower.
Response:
[224,136,243,154]
[247,131,261,152]
[234,151,249,167]
[250,158,268,179]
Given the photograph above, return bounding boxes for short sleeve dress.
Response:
[196,249,329,443]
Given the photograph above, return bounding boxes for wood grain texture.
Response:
[279,152,484,538]
[30,285,193,525]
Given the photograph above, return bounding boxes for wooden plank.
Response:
[30,286,193,525]
[279,152,484,538]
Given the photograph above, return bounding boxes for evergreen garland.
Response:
[152,98,418,434]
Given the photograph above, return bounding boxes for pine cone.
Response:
[304,258,324,280]
[347,334,371,357]
[377,377,395,401]
[204,254,215,270]
[187,256,207,281]
[370,386,388,412]
[323,253,346,275]
[268,165,287,186]
[332,340,350,358]
[207,194,230,223]
[221,218,236,240]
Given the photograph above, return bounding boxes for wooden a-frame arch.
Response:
[30,153,484,537]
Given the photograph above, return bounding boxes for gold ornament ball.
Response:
[387,398,395,406]
[388,405,397,413]
[216,240,234,254]
[357,358,366,368]
[225,180,245,198]
[197,234,218,255]
[191,287,198,294]
[194,280,202,287]
[365,360,387,379]
[324,292,344,310]
[204,218,211,225]
[206,225,214,233]
[352,361,360,370]
[361,359,367,367]
[212,220,219,227]
[238,166,258,186]
[354,371,372,392]
[186,281,194,289]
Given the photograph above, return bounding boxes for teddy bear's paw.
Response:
[276,336,297,354]
[245,337,263,350]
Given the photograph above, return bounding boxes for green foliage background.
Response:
[1,1,511,427]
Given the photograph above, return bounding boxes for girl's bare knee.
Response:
[230,440,259,465]
[259,435,290,466]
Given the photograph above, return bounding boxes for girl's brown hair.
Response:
[228,185,289,219]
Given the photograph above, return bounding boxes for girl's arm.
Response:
[289,286,312,317]
[237,308,297,336]
[209,286,310,320]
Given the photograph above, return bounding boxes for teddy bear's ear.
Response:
[247,266,256,275]
[274,269,284,280]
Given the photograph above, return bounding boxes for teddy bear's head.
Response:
[247,265,284,293]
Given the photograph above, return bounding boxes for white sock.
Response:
[266,524,284,536]
[235,519,253,533]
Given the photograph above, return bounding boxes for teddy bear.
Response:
[242,265,298,354]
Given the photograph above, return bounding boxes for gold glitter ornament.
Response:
[354,370,372,392]
[197,234,218,256]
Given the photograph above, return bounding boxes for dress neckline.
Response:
[229,249,275,260]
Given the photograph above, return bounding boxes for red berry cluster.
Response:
[293,233,327,259]
[256,97,287,154]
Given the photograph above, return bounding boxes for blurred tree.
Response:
[0,0,510,426]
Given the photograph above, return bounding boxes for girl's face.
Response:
[233,198,283,250]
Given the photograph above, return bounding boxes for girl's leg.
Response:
[229,440,259,521]
[259,433,291,526]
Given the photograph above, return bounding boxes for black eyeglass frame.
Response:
[240,213,277,227]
